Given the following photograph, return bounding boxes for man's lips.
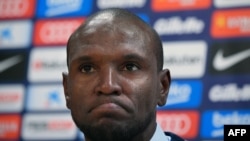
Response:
[88,98,133,118]
[88,102,130,119]
[90,102,125,112]
[97,102,122,109]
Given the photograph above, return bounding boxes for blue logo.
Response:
[47,90,62,106]
[201,110,250,139]
[36,0,93,18]
[0,20,32,48]
[26,85,66,111]
[0,28,12,40]
[136,13,150,24]
[158,80,202,109]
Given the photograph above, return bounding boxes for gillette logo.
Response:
[209,83,250,102]
[154,16,204,35]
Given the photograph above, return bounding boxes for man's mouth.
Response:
[89,101,131,120]
[91,102,125,113]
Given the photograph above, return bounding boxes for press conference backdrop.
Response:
[0,0,250,141]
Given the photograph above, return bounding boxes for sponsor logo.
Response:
[154,16,205,36]
[0,115,21,140]
[163,41,207,78]
[0,51,28,82]
[26,84,67,111]
[0,0,35,19]
[214,0,250,8]
[0,84,24,112]
[137,13,150,24]
[151,0,211,12]
[33,18,83,46]
[97,0,146,9]
[28,47,67,82]
[157,111,199,139]
[201,110,250,138]
[36,0,93,17]
[0,20,32,48]
[211,9,250,38]
[209,41,250,74]
[0,55,22,73]
[158,80,202,109]
[213,48,250,71]
[209,83,250,102]
[22,113,77,140]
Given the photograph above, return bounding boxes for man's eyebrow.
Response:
[123,54,145,62]
[71,54,145,64]
[72,56,92,63]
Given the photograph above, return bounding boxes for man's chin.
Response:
[77,111,154,141]
[95,116,125,126]
[81,121,133,141]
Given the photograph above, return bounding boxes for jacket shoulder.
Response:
[164,132,185,141]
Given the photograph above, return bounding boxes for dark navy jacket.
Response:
[165,132,186,141]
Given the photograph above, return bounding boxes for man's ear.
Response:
[62,72,71,109]
[157,69,171,106]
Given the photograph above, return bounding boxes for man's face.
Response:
[63,20,168,141]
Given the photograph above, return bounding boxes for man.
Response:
[62,8,185,141]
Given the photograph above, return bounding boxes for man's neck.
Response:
[129,121,157,141]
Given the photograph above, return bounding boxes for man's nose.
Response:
[95,68,122,95]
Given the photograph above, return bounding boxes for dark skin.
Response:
[63,9,171,141]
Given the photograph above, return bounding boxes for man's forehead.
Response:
[72,16,149,47]
[68,10,156,60]
[87,12,115,26]
[82,15,143,36]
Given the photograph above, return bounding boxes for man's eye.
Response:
[123,63,139,71]
[79,65,95,73]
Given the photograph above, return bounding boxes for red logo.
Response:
[211,9,250,38]
[47,120,74,130]
[0,93,20,102]
[151,0,211,12]
[157,110,199,139]
[0,115,21,140]
[33,18,84,46]
[0,0,35,19]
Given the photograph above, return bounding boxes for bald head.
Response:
[67,8,163,71]
[63,8,171,141]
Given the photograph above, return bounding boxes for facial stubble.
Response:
[74,109,155,141]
